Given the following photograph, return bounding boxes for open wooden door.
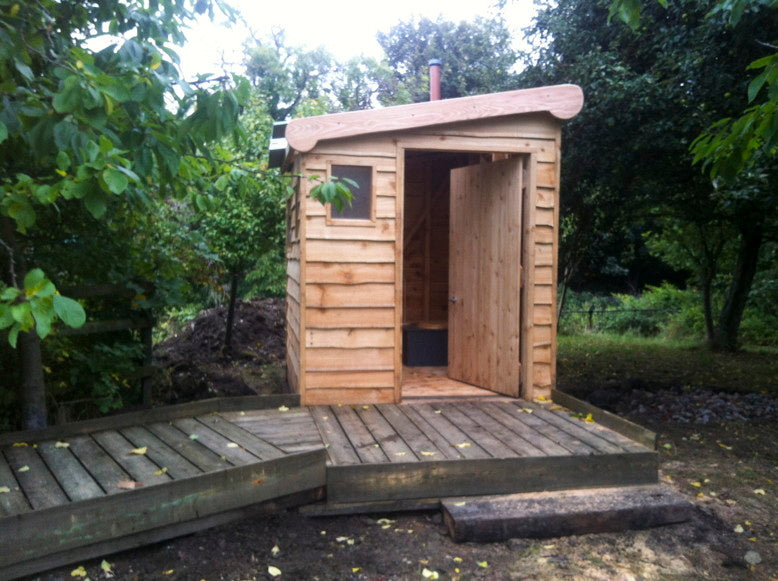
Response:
[448,158,523,396]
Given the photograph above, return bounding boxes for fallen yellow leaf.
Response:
[718,443,733,450]
[0,486,10,494]
[55,441,70,448]
[422,567,440,579]
[453,501,467,507]
[377,518,395,525]
[453,557,463,563]
[18,465,29,472]
[130,447,147,455]
[271,545,280,557]
[226,442,239,448]
[100,560,113,574]
[352,567,361,573]
[70,565,87,577]
[583,413,595,424]
[453,442,471,448]
[362,405,370,409]
[521,408,534,414]
[433,410,442,414]
[753,489,766,495]
[395,452,407,456]
[477,560,489,568]
[154,467,168,475]
[11,442,28,447]
[163,570,174,576]
[189,434,199,440]
[269,567,283,579]
[549,405,563,411]
[420,451,436,456]
[734,524,745,533]
[278,405,289,412]
[535,395,549,402]
[690,481,702,488]
[543,544,556,549]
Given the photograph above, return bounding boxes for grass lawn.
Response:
[557,333,778,396]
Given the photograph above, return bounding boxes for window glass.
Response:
[331,164,372,220]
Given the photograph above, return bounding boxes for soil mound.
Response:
[153,298,287,404]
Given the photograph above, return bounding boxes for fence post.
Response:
[588,304,595,330]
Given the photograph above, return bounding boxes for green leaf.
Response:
[747,71,768,103]
[52,295,86,328]
[0,304,14,329]
[0,287,21,301]
[0,121,7,144]
[23,269,45,292]
[11,303,33,328]
[102,167,129,194]
[56,150,71,171]
[83,188,107,218]
[31,297,54,339]
[8,325,20,348]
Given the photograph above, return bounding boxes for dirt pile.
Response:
[152,298,287,404]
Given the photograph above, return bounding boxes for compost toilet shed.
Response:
[272,83,584,405]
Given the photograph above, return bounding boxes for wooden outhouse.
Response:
[276,84,584,406]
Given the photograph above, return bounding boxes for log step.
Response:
[442,485,693,542]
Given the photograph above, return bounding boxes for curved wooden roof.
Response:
[286,84,584,153]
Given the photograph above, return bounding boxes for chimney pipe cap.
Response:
[428,58,442,67]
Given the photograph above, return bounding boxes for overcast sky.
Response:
[177,0,535,79]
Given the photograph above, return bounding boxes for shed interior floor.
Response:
[401,366,501,401]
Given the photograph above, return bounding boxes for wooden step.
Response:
[441,485,693,542]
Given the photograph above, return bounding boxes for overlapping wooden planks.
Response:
[298,148,399,405]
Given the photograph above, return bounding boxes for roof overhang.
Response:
[285,84,584,153]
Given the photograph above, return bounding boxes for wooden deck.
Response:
[0,394,656,579]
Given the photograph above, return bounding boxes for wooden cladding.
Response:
[284,108,567,404]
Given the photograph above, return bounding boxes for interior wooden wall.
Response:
[402,152,472,325]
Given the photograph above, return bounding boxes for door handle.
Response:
[448,297,458,303]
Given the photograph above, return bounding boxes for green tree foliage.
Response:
[0,0,249,428]
[377,16,519,103]
[522,0,777,351]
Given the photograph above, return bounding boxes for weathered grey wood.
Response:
[492,402,597,455]
[2,487,326,581]
[442,485,692,542]
[196,414,286,460]
[551,390,657,449]
[37,441,105,501]
[309,406,360,465]
[331,405,388,464]
[68,435,132,495]
[120,426,203,480]
[326,452,659,503]
[398,405,468,460]
[376,404,453,460]
[0,395,301,447]
[146,422,232,472]
[478,402,572,456]
[536,402,649,453]
[91,430,172,486]
[355,405,416,462]
[410,404,491,459]
[0,449,327,576]
[518,403,624,454]
[299,497,442,516]
[458,402,547,457]
[0,452,31,516]
[434,403,515,458]
[172,418,261,466]
[3,445,69,509]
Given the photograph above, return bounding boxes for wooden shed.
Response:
[277,84,584,406]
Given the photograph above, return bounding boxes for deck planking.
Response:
[1,395,657,579]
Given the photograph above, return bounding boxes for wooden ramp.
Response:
[0,396,326,580]
[1,393,657,579]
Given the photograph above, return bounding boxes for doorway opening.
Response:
[400,150,527,400]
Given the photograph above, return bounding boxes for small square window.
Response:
[330,164,373,221]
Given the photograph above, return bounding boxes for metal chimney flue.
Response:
[428,59,442,101]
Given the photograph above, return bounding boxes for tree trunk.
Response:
[19,330,48,429]
[224,270,241,354]
[700,267,715,345]
[711,224,763,352]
